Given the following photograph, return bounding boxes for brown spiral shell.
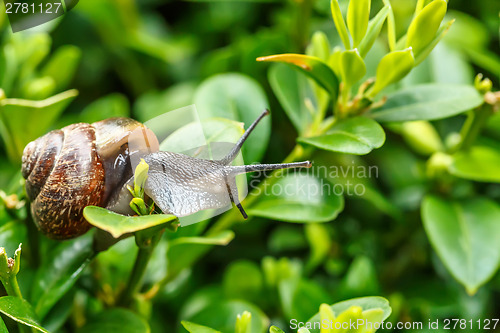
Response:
[22,118,158,240]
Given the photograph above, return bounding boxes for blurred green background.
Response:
[0,0,499,332]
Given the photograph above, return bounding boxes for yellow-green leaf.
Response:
[330,0,351,50]
[358,4,390,58]
[340,49,366,88]
[369,48,414,97]
[384,0,396,51]
[347,0,371,47]
[257,54,339,100]
[414,19,454,66]
[406,0,447,57]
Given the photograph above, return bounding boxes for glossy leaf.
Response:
[77,308,150,333]
[79,93,130,123]
[160,118,244,157]
[406,0,447,57]
[257,54,339,101]
[194,74,270,163]
[370,84,483,122]
[422,196,500,294]
[31,233,94,319]
[306,297,392,333]
[167,231,235,277]
[340,49,366,88]
[347,0,371,47]
[414,19,454,66]
[0,89,78,162]
[248,173,344,223]
[358,4,390,58]
[330,0,350,49]
[83,206,179,238]
[369,48,414,97]
[299,117,385,155]
[268,64,314,135]
[450,146,500,183]
[0,317,6,333]
[0,296,49,333]
[182,321,221,333]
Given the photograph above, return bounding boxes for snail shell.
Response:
[22,118,158,239]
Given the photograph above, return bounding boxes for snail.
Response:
[22,110,311,240]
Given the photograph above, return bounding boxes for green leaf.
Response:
[182,321,221,333]
[414,19,454,66]
[40,45,81,92]
[401,121,443,156]
[306,297,392,333]
[0,296,49,333]
[370,84,483,122]
[305,224,331,273]
[330,0,351,49]
[299,117,385,155]
[223,261,263,302]
[79,93,130,123]
[159,118,244,157]
[340,49,366,88]
[194,74,270,163]
[83,206,179,238]
[358,4,390,58]
[248,173,344,223]
[368,48,414,97]
[306,31,330,62]
[0,316,6,333]
[269,326,285,333]
[185,300,269,333]
[450,146,500,183]
[257,54,339,101]
[31,233,94,319]
[0,89,78,162]
[405,0,447,57]
[279,279,332,322]
[77,308,150,333]
[134,82,196,123]
[347,0,371,47]
[338,256,379,299]
[268,64,314,135]
[167,231,235,277]
[422,196,500,294]
[384,0,396,51]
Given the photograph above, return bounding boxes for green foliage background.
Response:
[0,0,499,332]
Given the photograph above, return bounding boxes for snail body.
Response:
[22,111,311,240]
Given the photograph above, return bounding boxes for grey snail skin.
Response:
[21,110,312,240]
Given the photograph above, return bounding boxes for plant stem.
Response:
[118,232,162,307]
[1,274,22,298]
[457,102,493,151]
